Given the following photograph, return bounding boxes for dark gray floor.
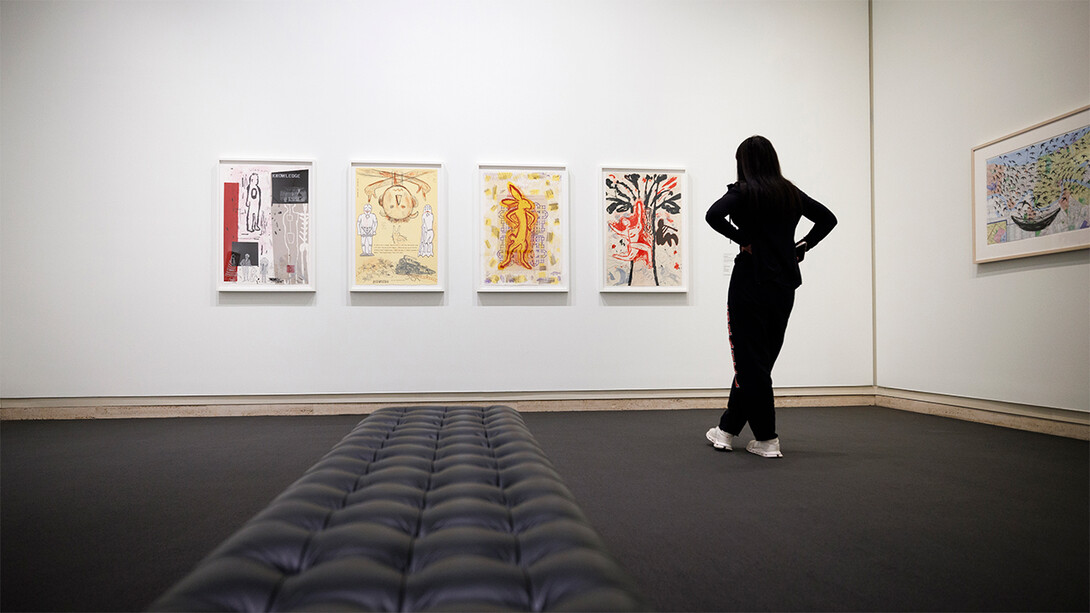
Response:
[1,407,1087,612]
[0,415,364,613]
[522,407,1090,612]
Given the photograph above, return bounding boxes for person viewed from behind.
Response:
[704,135,837,458]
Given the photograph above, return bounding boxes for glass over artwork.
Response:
[478,166,568,291]
[218,159,313,291]
[972,106,1090,263]
[985,127,1089,246]
[601,168,687,292]
[351,163,442,291]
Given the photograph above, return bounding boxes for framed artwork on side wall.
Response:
[600,167,689,292]
[218,159,315,291]
[477,164,569,292]
[972,105,1089,263]
[349,162,443,292]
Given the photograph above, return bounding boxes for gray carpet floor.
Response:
[1,415,364,612]
[523,407,1089,612]
[1,407,1087,612]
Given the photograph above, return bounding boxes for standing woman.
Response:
[705,136,837,458]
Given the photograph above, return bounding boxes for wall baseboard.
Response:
[2,387,1086,440]
[875,387,1089,440]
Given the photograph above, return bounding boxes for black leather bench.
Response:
[150,405,647,612]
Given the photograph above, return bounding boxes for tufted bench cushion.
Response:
[150,406,647,612]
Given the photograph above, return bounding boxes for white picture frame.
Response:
[348,161,444,292]
[972,106,1090,263]
[216,158,315,292]
[599,166,689,292]
[476,164,569,292]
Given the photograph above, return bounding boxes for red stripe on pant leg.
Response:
[727,304,739,388]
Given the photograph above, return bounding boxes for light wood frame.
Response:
[972,106,1090,263]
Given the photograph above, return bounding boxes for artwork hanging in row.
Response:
[218,159,314,291]
[350,162,443,291]
[215,160,692,293]
[478,165,569,291]
[601,167,688,292]
[972,105,1089,263]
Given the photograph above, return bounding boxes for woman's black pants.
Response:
[719,264,795,441]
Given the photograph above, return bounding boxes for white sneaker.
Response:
[706,427,733,451]
[746,438,783,458]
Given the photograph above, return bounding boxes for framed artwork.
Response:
[218,159,314,291]
[600,167,688,292]
[477,164,569,292]
[349,162,443,291]
[972,105,1089,263]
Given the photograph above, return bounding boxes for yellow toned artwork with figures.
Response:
[352,164,440,290]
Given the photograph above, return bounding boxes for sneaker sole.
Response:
[705,431,732,451]
[746,447,782,458]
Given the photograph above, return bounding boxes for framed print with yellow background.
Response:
[477,164,568,292]
[350,162,443,291]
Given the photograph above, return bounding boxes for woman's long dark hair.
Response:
[736,135,800,218]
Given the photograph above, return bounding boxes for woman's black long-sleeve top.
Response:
[706,182,837,290]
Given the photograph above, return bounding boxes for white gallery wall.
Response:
[1,0,874,400]
[872,0,1090,412]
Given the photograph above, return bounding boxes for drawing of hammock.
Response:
[1010,206,1061,232]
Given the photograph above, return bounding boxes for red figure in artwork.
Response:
[608,199,653,268]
